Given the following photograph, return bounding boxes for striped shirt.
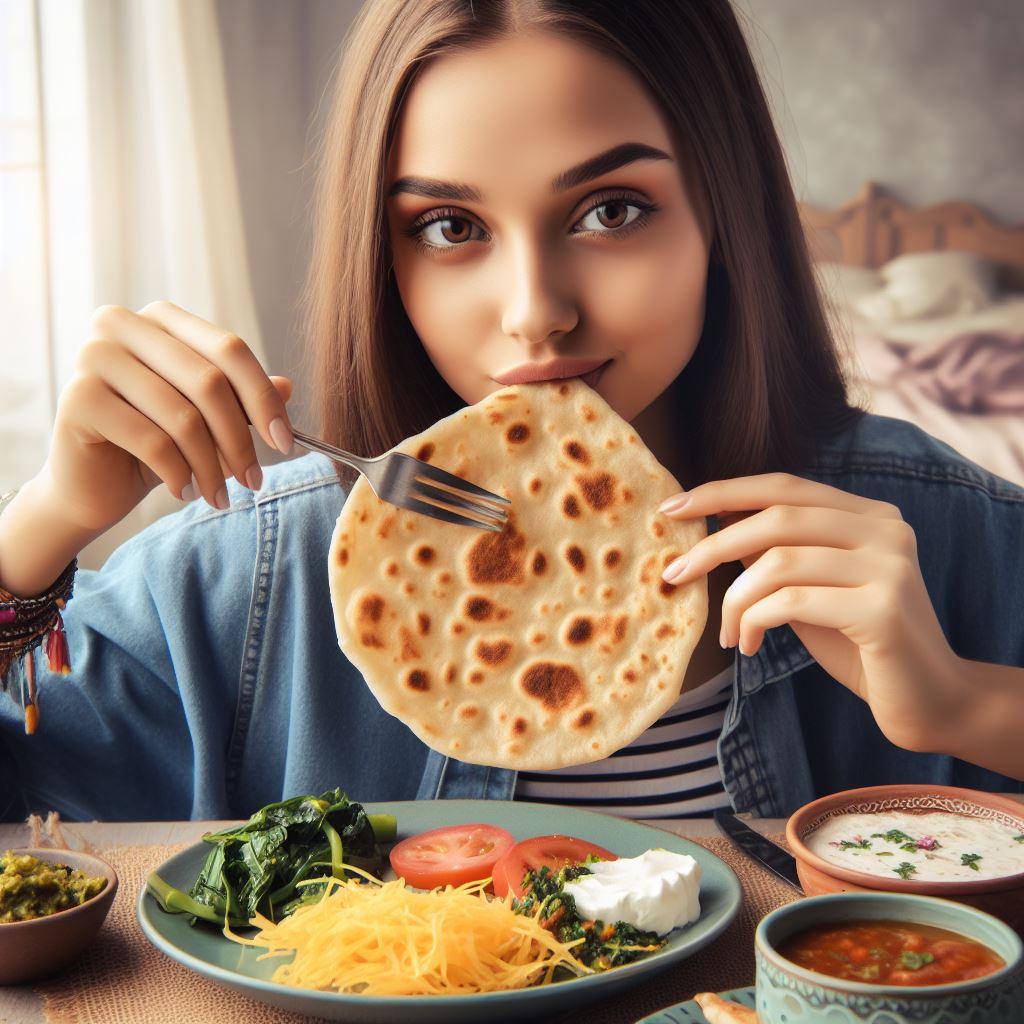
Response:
[514,665,733,819]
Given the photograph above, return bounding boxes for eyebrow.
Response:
[387,142,673,202]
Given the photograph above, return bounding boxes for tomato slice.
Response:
[491,834,617,899]
[388,823,516,889]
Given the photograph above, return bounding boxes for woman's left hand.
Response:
[659,473,963,752]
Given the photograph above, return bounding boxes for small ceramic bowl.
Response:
[786,784,1024,935]
[0,848,118,984]
[755,891,1024,1023]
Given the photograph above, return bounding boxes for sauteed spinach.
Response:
[147,788,396,927]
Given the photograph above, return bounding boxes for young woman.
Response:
[0,0,1020,823]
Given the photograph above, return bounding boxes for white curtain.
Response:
[1,0,265,568]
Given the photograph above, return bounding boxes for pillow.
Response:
[853,251,998,323]
[814,262,885,313]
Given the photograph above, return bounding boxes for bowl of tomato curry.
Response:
[755,892,1023,1023]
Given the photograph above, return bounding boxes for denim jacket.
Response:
[2,413,1022,822]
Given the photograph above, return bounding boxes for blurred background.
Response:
[1,0,1022,569]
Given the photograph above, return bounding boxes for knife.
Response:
[713,809,804,893]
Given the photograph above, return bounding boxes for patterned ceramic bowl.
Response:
[0,848,118,984]
[755,892,1024,1023]
[786,785,1024,936]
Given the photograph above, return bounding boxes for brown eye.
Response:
[419,216,483,249]
[595,202,628,229]
[440,218,471,243]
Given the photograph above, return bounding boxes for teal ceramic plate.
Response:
[636,987,755,1023]
[139,799,741,1023]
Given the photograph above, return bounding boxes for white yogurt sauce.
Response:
[806,811,1024,883]
[562,848,701,934]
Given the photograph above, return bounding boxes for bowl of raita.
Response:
[786,785,1024,937]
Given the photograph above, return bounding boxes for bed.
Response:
[800,181,1024,487]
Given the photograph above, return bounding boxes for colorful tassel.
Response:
[45,614,72,675]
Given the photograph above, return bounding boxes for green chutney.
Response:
[0,850,108,923]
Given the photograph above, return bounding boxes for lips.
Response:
[493,358,611,387]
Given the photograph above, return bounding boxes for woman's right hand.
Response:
[41,300,295,535]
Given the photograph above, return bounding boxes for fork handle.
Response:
[291,430,366,472]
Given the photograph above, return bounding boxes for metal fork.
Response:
[291,428,510,532]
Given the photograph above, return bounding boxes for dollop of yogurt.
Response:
[562,848,701,934]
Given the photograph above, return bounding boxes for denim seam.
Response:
[434,756,450,798]
[810,460,1024,505]
[224,496,279,803]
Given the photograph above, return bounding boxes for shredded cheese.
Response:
[223,866,591,995]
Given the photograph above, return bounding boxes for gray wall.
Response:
[738,0,1024,219]
[214,0,1024,398]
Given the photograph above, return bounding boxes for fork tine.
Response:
[411,460,512,506]
[401,497,504,532]
[412,480,510,524]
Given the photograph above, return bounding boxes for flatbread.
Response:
[328,380,707,770]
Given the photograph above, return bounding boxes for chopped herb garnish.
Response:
[1014,834,1024,844]
[838,837,872,850]
[900,950,935,971]
[961,852,982,871]
[894,862,917,880]
[873,829,915,845]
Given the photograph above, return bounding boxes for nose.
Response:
[499,238,579,346]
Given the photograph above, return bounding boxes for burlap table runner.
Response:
[36,836,798,1024]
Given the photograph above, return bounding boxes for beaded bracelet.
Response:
[0,490,77,733]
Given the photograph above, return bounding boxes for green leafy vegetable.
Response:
[900,950,935,970]
[147,788,395,927]
[893,862,917,880]
[961,852,982,871]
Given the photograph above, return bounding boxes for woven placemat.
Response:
[36,836,798,1024]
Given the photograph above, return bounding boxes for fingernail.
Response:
[662,556,688,582]
[180,475,198,502]
[658,493,689,514]
[719,626,727,648]
[269,417,294,454]
[738,638,751,657]
[245,463,263,491]
[215,486,230,511]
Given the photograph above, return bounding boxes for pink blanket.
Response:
[856,331,1024,414]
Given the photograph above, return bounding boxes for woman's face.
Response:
[386,30,710,422]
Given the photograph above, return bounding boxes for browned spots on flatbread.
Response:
[574,709,595,730]
[439,572,452,584]
[458,705,479,720]
[506,423,530,444]
[564,440,590,465]
[415,545,435,565]
[475,639,513,666]
[566,617,593,645]
[444,663,456,683]
[520,662,584,711]
[359,595,385,623]
[465,596,494,621]
[407,669,430,691]
[488,411,504,424]
[624,669,637,683]
[614,615,628,642]
[529,478,543,494]
[402,581,415,595]
[622,488,633,502]
[559,383,569,396]
[562,494,580,518]
[469,670,485,684]
[581,405,596,422]
[603,548,622,569]
[452,622,465,635]
[467,522,526,584]
[565,545,586,573]
[627,434,637,444]
[399,628,421,661]
[360,633,383,648]
[578,472,615,511]
[599,586,613,601]
[659,580,677,597]
[415,443,435,462]
[531,632,545,644]
[656,623,676,639]
[497,392,517,401]
[377,515,395,539]
[337,548,348,566]
[359,511,368,522]
[513,717,528,735]
[417,613,431,635]
[386,562,399,577]
[652,521,665,538]
[532,552,547,575]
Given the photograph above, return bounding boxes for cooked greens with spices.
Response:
[0,850,107,923]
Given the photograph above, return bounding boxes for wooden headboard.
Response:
[800,181,1024,291]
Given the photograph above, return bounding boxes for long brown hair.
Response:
[302,0,861,485]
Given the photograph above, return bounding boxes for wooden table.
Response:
[0,815,785,1023]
